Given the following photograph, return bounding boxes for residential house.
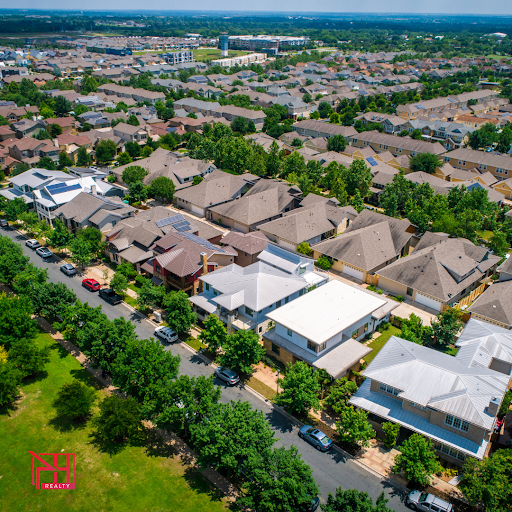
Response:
[112,122,149,143]
[213,105,267,130]
[377,232,501,312]
[263,280,399,377]
[498,257,512,282]
[189,244,328,334]
[11,119,46,139]
[468,283,512,329]
[173,98,221,117]
[218,231,269,267]
[292,120,357,142]
[6,137,60,166]
[443,148,512,182]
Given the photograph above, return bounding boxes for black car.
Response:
[0,219,8,228]
[99,288,122,305]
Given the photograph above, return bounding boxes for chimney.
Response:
[91,184,97,195]
[201,252,208,275]
[488,396,500,416]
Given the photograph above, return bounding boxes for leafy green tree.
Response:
[302,92,313,103]
[409,152,441,174]
[3,197,28,221]
[326,378,358,415]
[11,264,48,298]
[76,146,93,167]
[240,446,319,512]
[296,241,312,256]
[127,114,140,126]
[116,261,137,280]
[336,406,375,447]
[53,380,97,422]
[393,433,442,485]
[316,255,332,270]
[349,190,365,213]
[18,211,40,235]
[47,218,72,251]
[343,159,372,197]
[164,290,196,334]
[400,313,427,345]
[282,151,307,178]
[38,156,57,170]
[93,395,141,443]
[459,449,512,512]
[0,240,29,285]
[0,362,22,406]
[499,390,512,418]
[11,162,30,177]
[110,272,128,295]
[220,329,265,374]
[95,139,117,165]
[116,152,132,166]
[411,129,423,140]
[34,129,52,140]
[382,422,400,449]
[8,339,50,379]
[190,400,275,475]
[32,282,77,320]
[80,226,103,258]
[198,314,227,354]
[156,374,221,438]
[58,152,74,170]
[489,230,509,256]
[323,488,392,512]
[276,361,321,415]
[431,308,463,346]
[49,123,62,138]
[266,140,282,177]
[54,95,72,116]
[125,141,141,159]
[192,176,203,186]
[327,134,347,153]
[69,236,93,269]
[136,280,164,311]
[147,176,175,203]
[0,294,38,348]
[122,165,148,185]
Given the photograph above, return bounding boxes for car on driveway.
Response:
[406,491,453,512]
[298,426,333,452]
[0,219,8,228]
[26,239,41,249]
[82,278,100,291]
[60,263,76,276]
[214,367,240,386]
[154,326,179,343]
[99,288,122,305]
[35,247,52,259]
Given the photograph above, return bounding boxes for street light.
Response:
[276,368,281,394]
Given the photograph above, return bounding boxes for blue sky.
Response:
[5,1,512,15]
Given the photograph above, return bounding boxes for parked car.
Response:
[82,278,101,292]
[60,263,76,276]
[0,219,8,228]
[298,426,333,452]
[214,367,240,386]
[301,497,320,512]
[35,247,52,259]
[406,491,453,512]
[154,326,179,343]
[99,288,122,305]
[26,239,41,249]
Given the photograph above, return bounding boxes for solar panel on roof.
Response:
[175,225,190,232]
[181,232,224,252]
[155,214,185,228]
[173,220,190,229]
[52,183,81,194]
[415,104,425,109]
[46,182,68,192]
[367,157,379,166]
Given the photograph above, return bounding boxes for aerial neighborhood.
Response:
[2,19,512,512]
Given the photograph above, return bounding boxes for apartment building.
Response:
[443,148,512,181]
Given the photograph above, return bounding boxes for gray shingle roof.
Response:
[220,231,269,255]
[468,282,512,327]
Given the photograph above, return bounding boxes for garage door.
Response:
[415,292,442,312]
[190,205,204,216]
[343,265,364,281]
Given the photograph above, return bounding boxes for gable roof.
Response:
[220,231,269,255]
[468,282,512,327]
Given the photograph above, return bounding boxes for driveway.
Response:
[1,226,411,511]
[392,301,437,326]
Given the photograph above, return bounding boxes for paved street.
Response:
[3,227,410,511]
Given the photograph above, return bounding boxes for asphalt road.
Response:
[3,227,411,512]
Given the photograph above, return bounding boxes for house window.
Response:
[245,306,254,316]
[287,328,292,337]
[445,415,470,432]
[364,323,368,333]
[271,343,280,355]
[433,441,466,461]
[285,297,289,304]
[379,383,400,396]
[299,289,304,296]
[307,340,316,352]
[276,300,281,308]
[205,283,210,291]
[352,329,358,339]
[409,401,426,411]
[406,287,413,296]
[318,342,327,352]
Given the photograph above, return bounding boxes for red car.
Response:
[82,278,100,292]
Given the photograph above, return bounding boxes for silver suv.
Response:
[407,491,453,512]
[154,326,178,343]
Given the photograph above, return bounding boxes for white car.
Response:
[25,239,41,249]
[154,326,178,343]
[406,491,453,512]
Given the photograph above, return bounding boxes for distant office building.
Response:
[220,33,229,57]
[228,35,309,51]
[162,50,195,66]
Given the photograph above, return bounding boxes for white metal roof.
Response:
[266,280,386,344]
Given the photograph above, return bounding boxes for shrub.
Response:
[382,422,400,448]
[316,255,332,270]
[396,295,405,302]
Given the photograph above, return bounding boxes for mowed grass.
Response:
[193,49,248,61]
[363,326,402,364]
[0,332,228,512]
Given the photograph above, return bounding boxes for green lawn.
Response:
[477,230,493,242]
[0,332,228,512]
[364,326,402,364]
[193,49,248,62]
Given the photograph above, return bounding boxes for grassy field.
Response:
[0,332,228,512]
[363,326,402,364]
[193,49,248,62]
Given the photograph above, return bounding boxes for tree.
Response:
[49,123,62,138]
[190,400,275,475]
[53,380,97,422]
[81,75,98,95]
[382,422,400,449]
[3,197,28,221]
[0,362,22,406]
[336,406,375,447]
[343,159,372,198]
[323,488,392,512]
[8,339,50,379]
[95,139,117,165]
[327,134,347,153]
[76,146,92,167]
[129,181,148,203]
[275,361,320,415]
[164,290,196,335]
[58,152,73,170]
[266,141,282,177]
[136,280,163,311]
[489,230,509,256]
[110,272,128,295]
[69,236,93,269]
[393,433,442,485]
[11,162,30,177]
[147,176,175,203]
[125,141,141,159]
[430,308,463,346]
[326,378,358,415]
[116,261,137,280]
[54,95,72,116]
[80,226,103,258]
[122,165,148,185]
[32,282,77,320]
[499,390,512,418]
[400,313,427,345]
[116,152,132,166]
[296,241,312,256]
[409,152,441,174]
[11,263,48,298]
[47,218,72,251]
[198,314,227,354]
[302,92,313,103]
[240,446,319,512]
[0,294,38,348]
[316,255,332,270]
[127,114,140,126]
[220,329,265,374]
[18,211,40,235]
[459,449,512,512]
[93,395,141,443]
[192,176,203,186]
[291,137,303,148]
[38,156,57,170]
[349,190,365,213]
